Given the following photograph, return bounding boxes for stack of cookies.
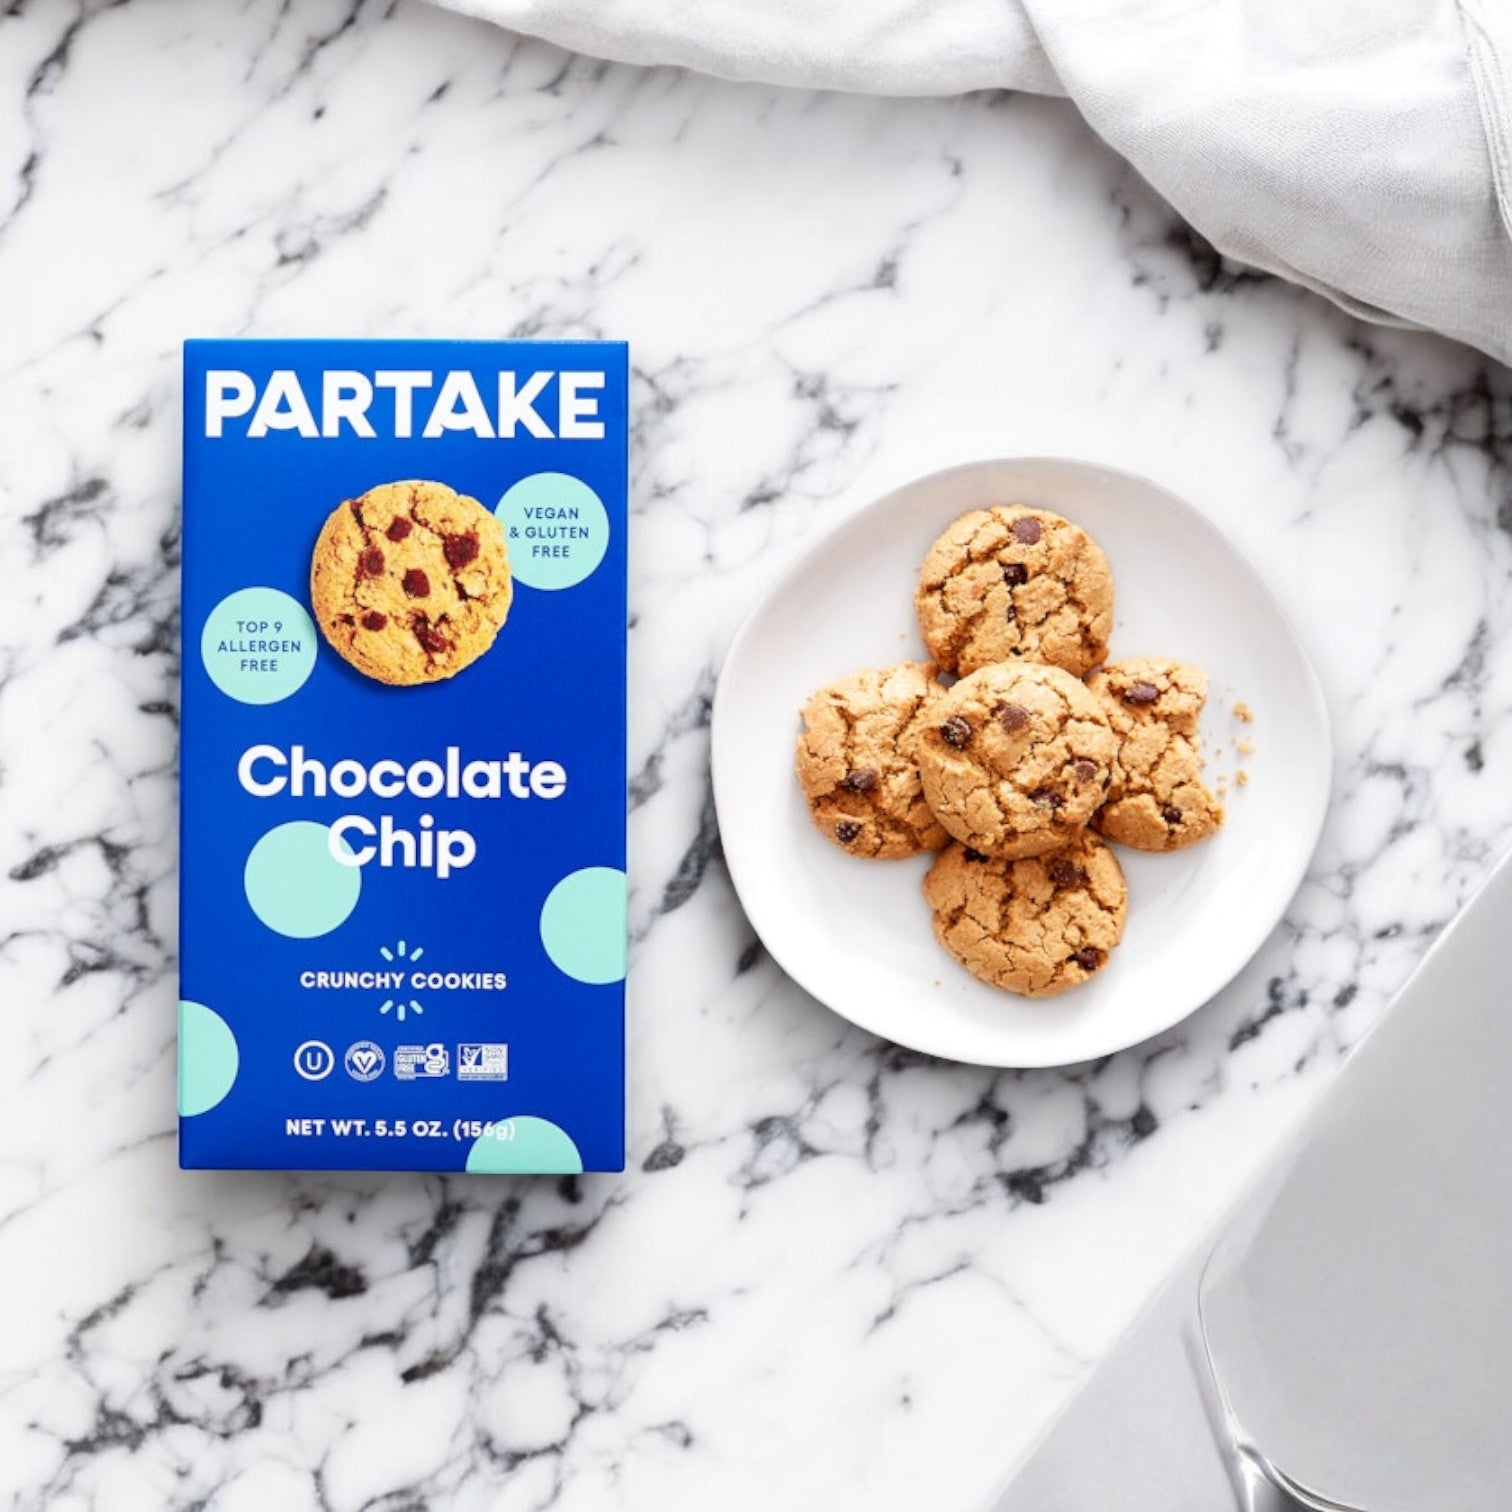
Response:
[795,505,1225,999]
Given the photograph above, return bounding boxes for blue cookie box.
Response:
[179,339,627,1172]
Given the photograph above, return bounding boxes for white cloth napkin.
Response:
[436,0,1512,364]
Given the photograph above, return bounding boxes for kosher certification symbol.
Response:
[292,1039,335,1081]
[344,1040,385,1082]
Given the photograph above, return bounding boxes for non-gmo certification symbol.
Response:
[457,1043,508,1082]
[344,1040,386,1082]
[293,1039,335,1081]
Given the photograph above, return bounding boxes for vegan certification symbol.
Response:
[344,1040,385,1082]
[293,1039,335,1081]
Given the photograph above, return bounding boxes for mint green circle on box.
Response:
[178,1000,239,1116]
[201,587,317,704]
[496,473,610,590]
[465,1116,584,1175]
[244,821,362,938]
[539,866,627,985]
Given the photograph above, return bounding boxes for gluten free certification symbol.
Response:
[395,1043,450,1080]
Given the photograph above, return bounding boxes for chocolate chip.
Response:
[403,568,431,598]
[360,611,387,631]
[1072,946,1103,971]
[386,517,413,541]
[1126,681,1160,705]
[411,614,451,655]
[963,848,989,863]
[835,820,862,843]
[1162,804,1183,824]
[1047,858,1081,886]
[444,532,480,569]
[998,701,1030,734]
[1002,562,1028,587]
[1030,787,1064,809]
[358,546,384,578]
[1011,516,1042,545]
[1004,604,1017,624]
[841,768,878,793]
[1073,759,1098,782]
[940,715,972,748]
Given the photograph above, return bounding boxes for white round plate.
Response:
[712,458,1331,1068]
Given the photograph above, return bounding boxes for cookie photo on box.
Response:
[310,479,513,686]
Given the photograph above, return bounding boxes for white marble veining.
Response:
[3,2,1512,1509]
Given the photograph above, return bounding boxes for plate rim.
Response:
[711,456,1334,1068]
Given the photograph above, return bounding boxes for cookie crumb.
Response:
[1237,737,1253,756]
[1236,769,1249,787]
[1233,700,1253,723]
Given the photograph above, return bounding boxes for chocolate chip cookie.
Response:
[796,661,948,858]
[923,832,1127,997]
[311,480,512,685]
[916,505,1114,677]
[1086,658,1225,851]
[917,662,1116,859]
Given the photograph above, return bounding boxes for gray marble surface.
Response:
[4,2,1512,1508]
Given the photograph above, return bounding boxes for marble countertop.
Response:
[5,2,1512,1508]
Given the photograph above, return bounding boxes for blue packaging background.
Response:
[180,339,627,1171]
